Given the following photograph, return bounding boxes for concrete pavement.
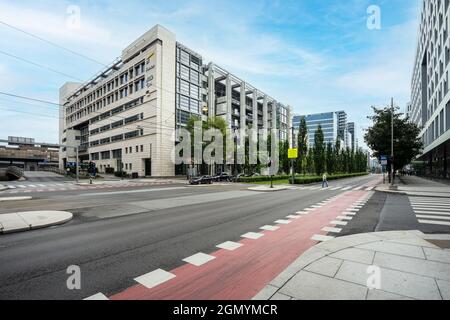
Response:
[0,210,73,234]
[254,230,450,300]
[376,175,450,197]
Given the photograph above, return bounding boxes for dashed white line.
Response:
[286,215,301,219]
[311,234,334,242]
[260,225,280,231]
[322,226,342,233]
[216,241,243,251]
[83,292,109,300]
[331,220,348,226]
[274,219,291,225]
[182,253,216,266]
[416,215,450,220]
[134,269,176,289]
[336,216,353,221]
[241,232,265,240]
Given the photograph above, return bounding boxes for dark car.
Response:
[189,175,213,185]
[213,172,231,182]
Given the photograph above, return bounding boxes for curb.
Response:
[0,211,73,235]
[0,196,33,202]
[247,186,289,192]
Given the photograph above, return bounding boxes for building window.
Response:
[112,149,122,159]
[136,146,139,152]
[101,151,110,160]
[129,163,132,170]
[141,145,144,152]
[91,153,99,160]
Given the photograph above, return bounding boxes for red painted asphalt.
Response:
[110,181,379,300]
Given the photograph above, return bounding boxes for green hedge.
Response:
[238,172,368,183]
[293,172,368,184]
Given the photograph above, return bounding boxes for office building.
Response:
[410,0,450,179]
[292,111,353,149]
[59,25,291,177]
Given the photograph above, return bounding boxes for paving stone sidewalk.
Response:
[253,230,450,300]
[376,175,450,197]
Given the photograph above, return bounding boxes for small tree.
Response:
[365,106,423,174]
[313,125,325,175]
[297,117,308,175]
[326,142,334,174]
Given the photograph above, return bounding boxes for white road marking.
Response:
[182,252,216,266]
[286,215,301,219]
[416,215,450,220]
[352,186,363,190]
[366,187,374,191]
[412,207,450,212]
[27,185,37,188]
[322,226,342,233]
[216,241,243,251]
[134,269,176,289]
[79,187,187,196]
[38,184,46,187]
[330,187,342,190]
[418,219,450,226]
[413,211,450,216]
[342,211,357,216]
[311,205,322,208]
[341,186,351,191]
[331,220,348,225]
[336,216,353,220]
[260,225,280,231]
[347,208,359,212]
[303,208,315,211]
[311,234,335,242]
[274,219,291,225]
[241,232,264,240]
[83,293,109,300]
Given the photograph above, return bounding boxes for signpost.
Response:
[288,148,298,184]
[380,155,387,184]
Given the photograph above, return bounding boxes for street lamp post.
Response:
[391,98,394,186]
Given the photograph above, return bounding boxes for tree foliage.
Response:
[364,106,423,170]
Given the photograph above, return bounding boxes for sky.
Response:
[0,0,422,149]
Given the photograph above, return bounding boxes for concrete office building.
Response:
[292,112,339,148]
[410,0,450,179]
[292,111,352,149]
[59,25,291,177]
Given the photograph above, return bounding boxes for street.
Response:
[2,173,448,300]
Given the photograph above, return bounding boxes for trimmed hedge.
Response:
[238,172,369,184]
[293,172,369,184]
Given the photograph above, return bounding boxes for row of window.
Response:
[90,129,143,147]
[90,97,144,125]
[65,78,146,125]
[91,145,145,161]
[66,60,145,112]
[90,113,143,136]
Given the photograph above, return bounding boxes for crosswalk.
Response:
[288,184,375,192]
[409,197,450,227]
[1,181,179,194]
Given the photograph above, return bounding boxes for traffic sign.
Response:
[288,148,298,159]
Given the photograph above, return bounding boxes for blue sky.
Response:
[0,0,421,149]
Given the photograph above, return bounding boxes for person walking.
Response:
[322,172,328,188]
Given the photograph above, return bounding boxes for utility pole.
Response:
[391,97,394,186]
[75,146,79,183]
[291,126,295,184]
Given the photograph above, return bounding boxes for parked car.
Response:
[213,172,231,182]
[189,175,214,185]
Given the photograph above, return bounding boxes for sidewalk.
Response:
[253,230,450,300]
[376,175,450,197]
[0,211,73,234]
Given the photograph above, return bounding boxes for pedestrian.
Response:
[322,172,328,188]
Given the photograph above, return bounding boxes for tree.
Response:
[279,139,290,174]
[297,117,308,175]
[364,106,423,173]
[313,125,325,175]
[326,142,334,174]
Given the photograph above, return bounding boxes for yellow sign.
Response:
[288,148,298,159]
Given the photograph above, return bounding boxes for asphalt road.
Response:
[0,174,379,300]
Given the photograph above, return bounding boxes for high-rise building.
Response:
[59,25,291,177]
[410,0,450,179]
[292,111,352,149]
